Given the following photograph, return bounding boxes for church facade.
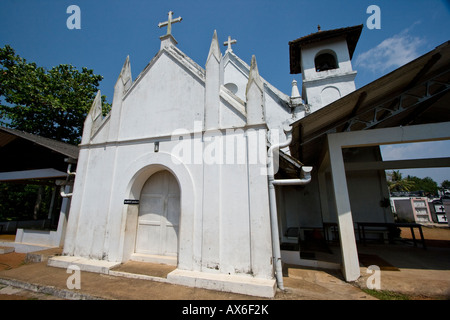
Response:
[59,16,312,296]
[52,15,402,297]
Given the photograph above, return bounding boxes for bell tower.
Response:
[289,25,363,113]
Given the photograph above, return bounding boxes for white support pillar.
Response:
[322,121,450,282]
[57,184,73,247]
[327,134,360,282]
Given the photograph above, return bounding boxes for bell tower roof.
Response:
[289,24,363,74]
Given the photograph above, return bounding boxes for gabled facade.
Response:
[58,29,305,297]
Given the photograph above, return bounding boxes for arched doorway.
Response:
[134,170,181,259]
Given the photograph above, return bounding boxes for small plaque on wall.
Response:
[124,199,140,205]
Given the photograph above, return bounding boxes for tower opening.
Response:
[315,52,338,72]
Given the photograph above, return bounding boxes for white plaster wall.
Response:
[90,116,111,144]
[303,73,357,112]
[264,90,292,153]
[219,98,246,128]
[300,38,357,112]
[223,57,249,102]
[220,160,251,274]
[244,128,273,279]
[279,147,393,243]
[70,147,116,259]
[222,51,292,136]
[321,86,341,106]
[346,170,392,223]
[119,52,205,141]
[15,229,59,247]
[64,42,285,283]
[264,91,290,128]
[324,149,392,224]
[279,180,323,231]
[65,127,274,278]
[199,128,273,278]
[278,170,392,238]
[301,38,353,80]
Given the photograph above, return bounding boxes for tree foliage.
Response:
[0,183,59,223]
[0,45,110,224]
[0,45,110,145]
[387,170,439,196]
[405,175,438,195]
[387,170,415,192]
[441,180,450,190]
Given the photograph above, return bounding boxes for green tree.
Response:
[406,175,438,195]
[0,44,110,145]
[387,170,415,192]
[441,180,450,190]
[0,183,60,222]
[0,45,109,224]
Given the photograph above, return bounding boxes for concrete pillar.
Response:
[327,134,360,282]
[57,185,72,247]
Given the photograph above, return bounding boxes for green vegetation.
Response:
[0,183,61,226]
[362,289,411,300]
[0,45,108,223]
[0,44,109,145]
[387,170,444,197]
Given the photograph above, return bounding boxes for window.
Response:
[315,52,338,72]
[224,82,238,95]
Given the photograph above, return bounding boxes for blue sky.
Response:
[0,0,449,184]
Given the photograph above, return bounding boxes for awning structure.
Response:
[0,168,69,182]
[0,126,79,183]
[0,127,78,244]
[289,41,450,282]
[291,41,450,165]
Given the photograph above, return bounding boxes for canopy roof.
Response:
[0,126,78,182]
[291,41,450,164]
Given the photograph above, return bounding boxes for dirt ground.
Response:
[0,252,26,271]
[399,225,450,247]
[0,251,60,300]
[0,225,449,300]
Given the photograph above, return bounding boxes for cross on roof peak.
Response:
[223,36,237,53]
[158,11,182,36]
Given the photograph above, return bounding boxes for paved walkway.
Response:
[0,251,375,300]
[1,240,449,301]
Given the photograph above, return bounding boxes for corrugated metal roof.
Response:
[291,41,450,165]
[0,126,79,159]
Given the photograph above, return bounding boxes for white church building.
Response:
[49,13,450,298]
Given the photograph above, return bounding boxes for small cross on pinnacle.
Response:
[223,36,237,53]
[158,11,182,36]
